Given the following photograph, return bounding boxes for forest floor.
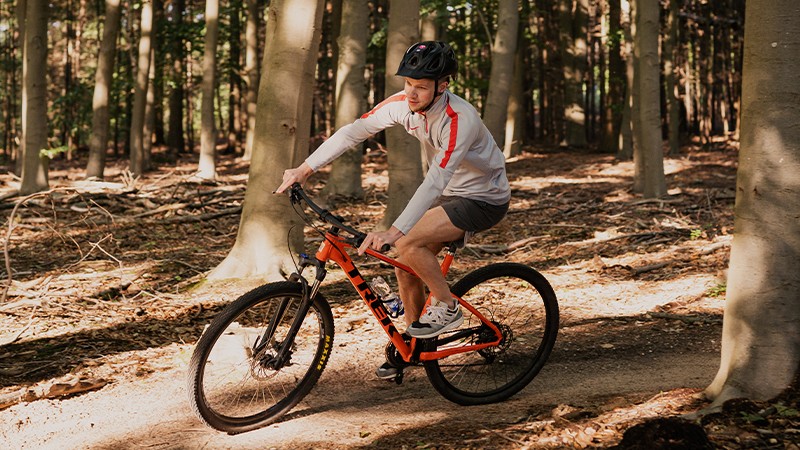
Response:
[0,141,798,449]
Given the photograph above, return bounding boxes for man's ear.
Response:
[438,81,449,94]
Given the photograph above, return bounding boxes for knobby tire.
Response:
[187,282,334,434]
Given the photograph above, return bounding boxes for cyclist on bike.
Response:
[276,41,511,378]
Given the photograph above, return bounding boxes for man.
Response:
[276,41,511,378]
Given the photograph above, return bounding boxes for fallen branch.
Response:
[158,205,242,224]
[468,235,549,254]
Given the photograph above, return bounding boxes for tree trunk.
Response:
[129,0,153,176]
[631,0,666,198]
[14,0,27,176]
[86,0,122,179]
[601,0,624,154]
[618,0,634,160]
[167,0,186,154]
[198,0,219,180]
[20,0,49,195]
[228,0,242,153]
[242,0,260,161]
[705,0,800,406]
[324,0,368,199]
[208,0,325,281]
[663,0,680,156]
[381,0,421,229]
[483,0,519,149]
[142,46,157,170]
[504,32,526,158]
[559,0,589,148]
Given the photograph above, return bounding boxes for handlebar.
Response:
[288,183,370,248]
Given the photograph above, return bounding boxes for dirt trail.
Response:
[2,323,720,450]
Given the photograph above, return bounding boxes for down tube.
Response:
[329,248,410,354]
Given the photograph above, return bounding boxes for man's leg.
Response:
[394,206,464,324]
[395,241,443,326]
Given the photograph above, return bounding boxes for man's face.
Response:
[403,77,446,113]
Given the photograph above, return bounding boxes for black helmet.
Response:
[396,41,458,80]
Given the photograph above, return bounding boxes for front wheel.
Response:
[423,263,559,405]
[187,282,334,434]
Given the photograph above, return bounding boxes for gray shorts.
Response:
[435,196,509,233]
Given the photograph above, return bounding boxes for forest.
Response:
[1,0,798,448]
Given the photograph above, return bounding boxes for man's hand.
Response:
[358,227,404,255]
[274,162,314,194]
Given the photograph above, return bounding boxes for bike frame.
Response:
[312,229,503,363]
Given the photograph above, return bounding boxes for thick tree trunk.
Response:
[483,0,519,149]
[20,0,49,195]
[208,0,325,281]
[198,0,219,180]
[86,0,122,179]
[381,0,421,229]
[324,0,368,199]
[242,0,259,161]
[631,0,665,197]
[129,0,153,176]
[706,0,800,406]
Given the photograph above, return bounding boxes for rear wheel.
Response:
[187,282,334,433]
[423,263,559,405]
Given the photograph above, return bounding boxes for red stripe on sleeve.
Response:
[440,103,459,168]
[360,94,407,119]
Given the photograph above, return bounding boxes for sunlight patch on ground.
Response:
[552,273,721,320]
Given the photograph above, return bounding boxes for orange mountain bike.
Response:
[187,184,559,434]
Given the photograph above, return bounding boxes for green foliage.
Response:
[39,145,70,160]
[706,284,726,298]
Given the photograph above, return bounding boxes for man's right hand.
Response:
[275,162,314,194]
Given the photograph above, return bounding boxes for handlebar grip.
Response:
[380,244,391,252]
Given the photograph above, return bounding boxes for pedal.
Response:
[394,369,404,385]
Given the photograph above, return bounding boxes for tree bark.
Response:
[129,0,153,176]
[86,0,122,179]
[504,33,526,158]
[618,0,634,160]
[601,0,624,154]
[167,0,186,154]
[559,0,589,148]
[381,0,421,229]
[663,0,680,156]
[324,0,368,199]
[208,0,325,281]
[198,0,219,180]
[20,0,49,195]
[706,0,800,406]
[242,0,260,161]
[631,0,665,197]
[484,0,519,150]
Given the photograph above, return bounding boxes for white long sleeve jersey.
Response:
[305,90,511,235]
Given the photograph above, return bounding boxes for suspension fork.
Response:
[254,255,326,366]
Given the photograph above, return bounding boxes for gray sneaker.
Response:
[375,362,399,380]
[406,299,464,338]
